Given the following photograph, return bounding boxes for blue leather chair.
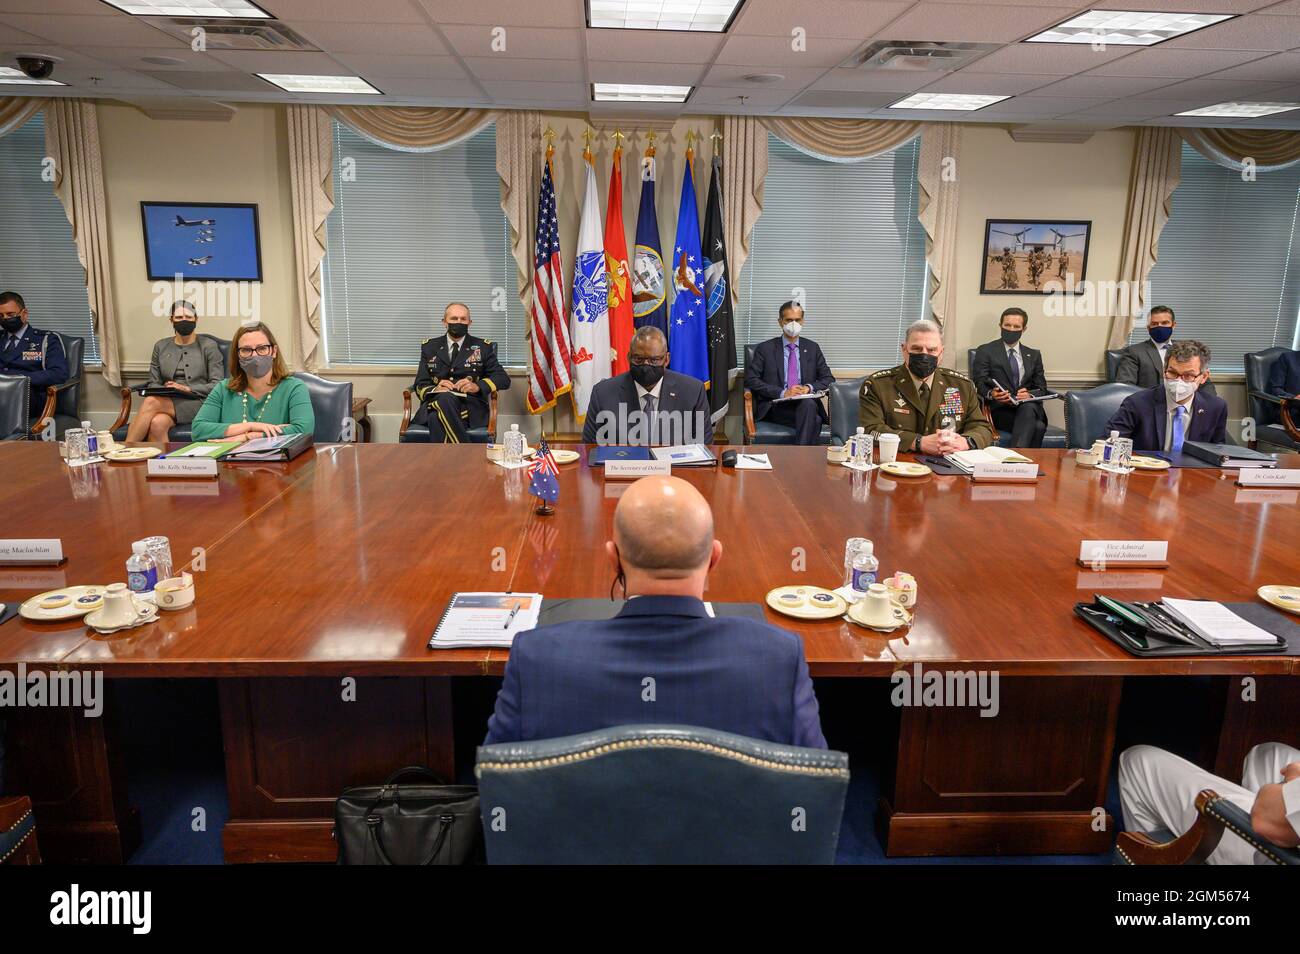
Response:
[742,344,831,445]
[1105,348,1125,383]
[1064,383,1141,449]
[0,375,29,441]
[476,724,849,864]
[293,371,353,443]
[1245,347,1300,453]
[30,333,82,439]
[1116,789,1299,866]
[111,335,230,443]
[965,348,1067,449]
[0,795,40,865]
[399,341,499,444]
[829,375,866,447]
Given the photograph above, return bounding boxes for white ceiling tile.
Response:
[291,21,449,56]
[354,76,484,98]
[414,0,585,28]
[332,54,468,79]
[480,79,587,101]
[1084,48,1272,77]
[584,27,722,64]
[443,24,583,60]
[463,55,584,82]
[0,0,120,12]
[702,64,827,88]
[1164,14,1300,50]
[65,46,233,70]
[1205,50,1300,81]
[814,69,950,92]
[961,43,1137,74]
[730,0,912,38]
[786,90,899,110]
[0,24,46,45]
[260,0,429,22]
[969,95,1109,114]
[1132,77,1294,99]
[1254,0,1300,12]
[715,33,864,69]
[206,50,351,73]
[920,71,1064,94]
[587,60,707,86]
[54,67,180,91]
[1031,74,1183,97]
[873,4,1079,43]
[141,70,276,92]
[690,85,794,107]
[1,13,187,48]
[1060,0,1277,10]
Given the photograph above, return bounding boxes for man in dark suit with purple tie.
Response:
[744,301,834,445]
[484,476,827,749]
[1105,339,1228,452]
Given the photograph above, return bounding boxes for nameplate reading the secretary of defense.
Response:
[604,460,672,480]
[1078,539,1169,567]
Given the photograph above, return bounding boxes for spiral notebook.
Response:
[428,592,542,649]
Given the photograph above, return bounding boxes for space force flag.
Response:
[632,145,667,335]
[569,150,610,421]
[701,153,735,423]
[667,148,707,383]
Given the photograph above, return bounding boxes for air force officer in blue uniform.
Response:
[485,475,826,749]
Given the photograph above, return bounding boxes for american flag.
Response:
[528,436,560,503]
[526,159,573,413]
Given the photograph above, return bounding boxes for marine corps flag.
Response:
[667,143,707,383]
[632,140,667,334]
[568,146,609,422]
[604,141,634,375]
[701,152,735,424]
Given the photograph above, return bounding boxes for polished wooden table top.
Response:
[0,442,1296,677]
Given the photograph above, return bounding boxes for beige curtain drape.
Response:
[1177,127,1300,172]
[720,115,767,306]
[495,110,543,321]
[761,116,922,162]
[326,105,494,153]
[1109,127,1181,348]
[918,123,962,347]
[0,96,42,138]
[44,100,121,387]
[286,105,334,370]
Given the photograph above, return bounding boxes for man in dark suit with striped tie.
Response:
[485,475,826,749]
[744,301,834,445]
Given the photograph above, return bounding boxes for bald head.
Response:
[612,476,715,575]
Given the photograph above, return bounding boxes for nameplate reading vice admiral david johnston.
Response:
[1077,539,1169,569]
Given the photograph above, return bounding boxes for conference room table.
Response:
[1,440,1297,862]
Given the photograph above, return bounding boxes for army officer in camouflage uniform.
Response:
[859,318,995,455]
[411,302,510,443]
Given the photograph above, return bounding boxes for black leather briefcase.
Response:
[334,766,482,865]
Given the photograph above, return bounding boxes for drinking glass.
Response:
[143,535,173,581]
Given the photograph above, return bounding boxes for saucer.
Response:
[21,585,108,621]
[549,449,580,464]
[105,446,163,462]
[879,461,931,477]
[85,600,158,634]
[1257,585,1300,615]
[765,585,848,620]
[846,598,912,632]
[840,460,878,472]
[1129,455,1171,471]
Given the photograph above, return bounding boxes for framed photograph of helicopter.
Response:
[980,219,1091,295]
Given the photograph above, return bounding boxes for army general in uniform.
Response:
[411,302,510,443]
[859,318,995,455]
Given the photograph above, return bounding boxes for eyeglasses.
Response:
[630,355,668,367]
[237,344,273,358]
[1164,369,1201,384]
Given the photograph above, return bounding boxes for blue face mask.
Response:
[1149,325,1174,344]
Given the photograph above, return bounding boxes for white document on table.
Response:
[428,592,542,649]
[735,453,772,470]
[1160,598,1281,647]
[772,390,828,403]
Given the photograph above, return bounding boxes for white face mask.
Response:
[1165,377,1198,404]
[782,321,802,338]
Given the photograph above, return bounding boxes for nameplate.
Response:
[0,538,64,565]
[147,457,218,479]
[1077,539,1169,569]
[1235,468,1300,487]
[1075,571,1167,590]
[969,485,1038,502]
[971,462,1039,482]
[148,480,221,497]
[1234,487,1299,506]
[603,460,671,479]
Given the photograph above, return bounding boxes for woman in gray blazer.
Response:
[126,300,226,442]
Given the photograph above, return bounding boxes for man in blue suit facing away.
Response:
[484,476,826,749]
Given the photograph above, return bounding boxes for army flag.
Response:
[604,146,635,375]
[568,150,609,422]
[701,153,735,424]
[667,148,707,383]
[632,145,667,335]
[525,153,573,414]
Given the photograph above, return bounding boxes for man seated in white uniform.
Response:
[1119,742,1300,864]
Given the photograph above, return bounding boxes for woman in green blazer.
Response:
[190,322,315,442]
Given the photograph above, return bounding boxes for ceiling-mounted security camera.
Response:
[13,54,61,80]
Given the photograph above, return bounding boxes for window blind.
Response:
[1132,143,1300,371]
[739,134,928,370]
[321,123,520,366]
[0,114,99,363]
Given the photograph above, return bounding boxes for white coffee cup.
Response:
[859,583,907,628]
[877,433,901,464]
[97,583,146,629]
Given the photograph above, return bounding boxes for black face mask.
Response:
[630,363,665,389]
[446,323,469,339]
[0,316,23,334]
[1000,328,1023,345]
[172,319,197,337]
[906,352,939,379]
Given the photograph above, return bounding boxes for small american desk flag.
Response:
[528,437,560,504]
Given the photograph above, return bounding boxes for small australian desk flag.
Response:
[528,437,560,504]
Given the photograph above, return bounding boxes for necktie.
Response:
[1171,405,1187,454]
[1007,348,1020,392]
[450,341,459,365]
[642,393,657,444]
[919,382,930,405]
[785,344,800,389]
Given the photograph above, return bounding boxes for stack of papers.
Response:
[650,444,717,467]
[428,592,542,649]
[772,389,828,403]
[167,441,241,458]
[735,452,772,470]
[944,446,1032,474]
[1160,598,1282,648]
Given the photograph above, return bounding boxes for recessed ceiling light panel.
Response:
[0,66,65,86]
[257,74,381,94]
[593,82,693,102]
[1176,101,1300,118]
[1026,10,1234,46]
[100,0,271,16]
[587,0,743,32]
[888,92,1009,111]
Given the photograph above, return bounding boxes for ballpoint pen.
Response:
[502,604,520,629]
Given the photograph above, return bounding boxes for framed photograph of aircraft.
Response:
[980,219,1090,295]
[141,202,263,282]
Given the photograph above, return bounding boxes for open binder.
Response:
[1075,594,1291,657]
[219,432,314,463]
